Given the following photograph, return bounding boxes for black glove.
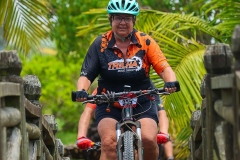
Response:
[76,89,88,99]
[164,81,180,92]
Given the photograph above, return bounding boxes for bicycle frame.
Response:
[116,85,143,160]
[72,85,172,160]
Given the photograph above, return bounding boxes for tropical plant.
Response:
[0,0,52,54]
[138,0,203,15]
[200,0,240,43]
[50,0,109,59]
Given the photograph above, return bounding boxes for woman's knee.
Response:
[140,118,158,150]
[101,136,116,151]
[142,135,156,146]
[97,118,117,152]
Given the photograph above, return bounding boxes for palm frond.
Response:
[76,9,220,43]
[149,26,206,156]
[151,32,206,134]
[0,0,9,25]
[138,10,220,42]
[76,9,109,37]
[77,23,110,36]
[201,0,240,43]
[2,0,52,54]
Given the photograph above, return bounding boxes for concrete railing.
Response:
[188,25,240,160]
[0,50,70,160]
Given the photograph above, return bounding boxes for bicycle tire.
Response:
[123,131,135,160]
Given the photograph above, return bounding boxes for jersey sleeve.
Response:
[86,88,98,110]
[146,36,170,75]
[80,36,102,83]
[86,103,97,110]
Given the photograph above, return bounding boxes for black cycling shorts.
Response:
[95,97,159,125]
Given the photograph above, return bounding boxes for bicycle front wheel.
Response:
[123,131,135,160]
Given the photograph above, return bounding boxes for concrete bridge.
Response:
[0,51,70,160]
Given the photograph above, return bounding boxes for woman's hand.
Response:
[164,81,180,93]
[76,89,88,102]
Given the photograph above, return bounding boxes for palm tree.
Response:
[75,0,240,156]
[0,0,52,54]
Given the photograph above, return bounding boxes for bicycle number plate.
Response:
[118,97,138,107]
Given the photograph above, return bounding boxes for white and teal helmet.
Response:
[107,0,140,16]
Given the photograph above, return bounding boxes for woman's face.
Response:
[111,14,134,38]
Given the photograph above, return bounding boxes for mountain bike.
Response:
[72,85,170,160]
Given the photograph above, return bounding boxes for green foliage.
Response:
[20,54,84,133]
[55,118,77,144]
[139,0,203,15]
[200,0,240,43]
[0,0,52,54]
[56,130,76,145]
[50,0,109,58]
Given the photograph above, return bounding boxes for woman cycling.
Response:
[75,0,180,159]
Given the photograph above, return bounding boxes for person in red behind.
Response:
[76,88,174,160]
[157,102,174,160]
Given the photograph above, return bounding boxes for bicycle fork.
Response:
[116,121,144,160]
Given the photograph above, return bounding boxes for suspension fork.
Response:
[135,121,143,160]
[116,121,143,160]
[116,122,123,160]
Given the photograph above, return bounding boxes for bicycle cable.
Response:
[120,94,155,140]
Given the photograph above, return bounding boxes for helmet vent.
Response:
[116,2,120,9]
[129,5,135,11]
[122,0,125,5]
[126,3,130,9]
[110,4,117,10]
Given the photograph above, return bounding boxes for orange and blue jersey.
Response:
[80,29,170,95]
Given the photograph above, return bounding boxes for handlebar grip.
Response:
[175,81,180,92]
[157,88,165,93]
[72,91,76,102]
[71,91,95,102]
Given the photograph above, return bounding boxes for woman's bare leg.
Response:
[98,118,118,160]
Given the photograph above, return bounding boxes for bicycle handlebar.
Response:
[71,87,170,103]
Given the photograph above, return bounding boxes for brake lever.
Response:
[152,89,170,95]
[82,100,96,104]
[87,142,101,152]
[158,92,170,95]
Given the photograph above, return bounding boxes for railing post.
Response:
[0,50,28,160]
[23,74,42,159]
[0,50,70,160]
[232,25,240,160]
[203,44,233,160]
[200,75,206,160]
[187,25,239,160]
